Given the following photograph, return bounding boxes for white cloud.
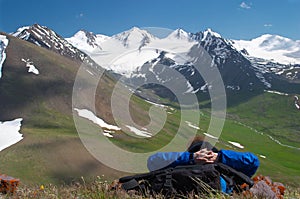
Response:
[264,24,273,27]
[76,13,84,18]
[240,2,251,9]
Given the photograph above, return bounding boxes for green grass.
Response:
[224,92,300,187]
[1,33,299,190]
[102,92,300,187]
[0,104,78,184]
[227,92,300,147]
[4,176,298,199]
[220,119,300,186]
[2,92,299,187]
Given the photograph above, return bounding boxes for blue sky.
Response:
[0,0,300,40]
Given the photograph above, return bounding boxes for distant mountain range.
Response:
[9,24,300,98]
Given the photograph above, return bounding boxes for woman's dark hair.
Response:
[187,136,219,153]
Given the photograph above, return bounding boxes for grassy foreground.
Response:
[1,177,300,199]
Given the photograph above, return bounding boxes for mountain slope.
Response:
[0,33,139,184]
[0,32,189,184]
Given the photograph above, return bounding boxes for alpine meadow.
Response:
[0,17,300,198]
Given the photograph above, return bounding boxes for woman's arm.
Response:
[218,149,260,177]
[147,151,192,171]
[147,148,218,171]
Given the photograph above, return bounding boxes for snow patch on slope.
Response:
[204,133,218,139]
[265,90,288,96]
[228,141,244,149]
[74,108,121,131]
[125,125,152,138]
[0,35,9,79]
[0,118,23,151]
[259,155,266,159]
[185,121,200,130]
[295,96,300,110]
[21,58,39,75]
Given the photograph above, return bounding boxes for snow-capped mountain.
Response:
[232,34,300,64]
[231,35,300,86]
[67,26,262,96]
[67,27,197,77]
[12,24,88,61]
[11,24,300,96]
[124,29,262,97]
[66,30,109,53]
[112,27,157,49]
[166,28,193,41]
[192,28,240,65]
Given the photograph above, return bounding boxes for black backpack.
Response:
[119,162,254,197]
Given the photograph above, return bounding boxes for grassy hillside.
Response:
[225,92,300,186]
[194,92,300,186]
[0,34,151,184]
[99,91,300,186]
[227,92,300,148]
[0,33,299,190]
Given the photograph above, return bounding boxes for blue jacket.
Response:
[147,149,259,194]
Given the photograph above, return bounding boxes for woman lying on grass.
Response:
[147,136,260,194]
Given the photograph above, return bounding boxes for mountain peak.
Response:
[112,27,157,48]
[71,30,103,50]
[12,24,54,43]
[166,28,192,41]
[202,28,222,39]
[74,29,97,41]
[12,24,62,40]
[114,26,155,38]
[12,24,88,61]
[74,29,95,39]
[11,26,30,37]
[128,26,143,32]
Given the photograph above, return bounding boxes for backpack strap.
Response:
[119,171,152,183]
[220,173,234,187]
[164,173,172,188]
[216,162,254,192]
[121,178,148,197]
[163,172,176,197]
[119,168,168,183]
[121,179,140,190]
